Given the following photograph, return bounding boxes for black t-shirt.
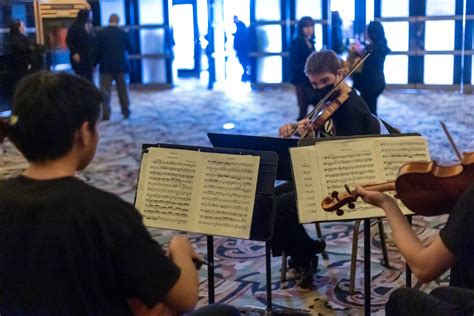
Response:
[0,176,180,315]
[440,182,474,289]
[311,90,380,137]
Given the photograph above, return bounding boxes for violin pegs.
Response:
[348,203,355,209]
[331,191,339,198]
[336,209,344,216]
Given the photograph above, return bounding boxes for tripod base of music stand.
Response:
[239,305,311,316]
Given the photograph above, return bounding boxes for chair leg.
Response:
[280,251,287,282]
[315,222,323,238]
[349,220,362,295]
[377,218,391,268]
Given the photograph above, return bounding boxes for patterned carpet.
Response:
[1,81,473,315]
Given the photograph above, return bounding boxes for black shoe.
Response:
[295,256,318,289]
[314,239,326,254]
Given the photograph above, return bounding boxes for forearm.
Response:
[382,200,426,276]
[163,251,199,312]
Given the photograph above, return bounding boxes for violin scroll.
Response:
[321,182,396,216]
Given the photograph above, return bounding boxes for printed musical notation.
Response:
[135,147,260,239]
[290,136,430,223]
[140,149,199,232]
[377,138,430,181]
[196,154,259,239]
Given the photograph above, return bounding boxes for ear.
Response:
[75,121,93,147]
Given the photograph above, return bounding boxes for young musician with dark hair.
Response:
[275,50,380,287]
[356,183,474,315]
[0,71,239,316]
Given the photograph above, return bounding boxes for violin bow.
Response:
[440,121,463,162]
[299,51,373,138]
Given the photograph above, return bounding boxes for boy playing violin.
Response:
[273,50,380,287]
[356,183,474,315]
[0,72,239,316]
[279,50,379,138]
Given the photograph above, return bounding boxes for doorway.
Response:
[171,0,200,79]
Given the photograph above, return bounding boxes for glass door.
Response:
[250,0,283,85]
[137,0,172,85]
[375,0,472,89]
[171,0,201,78]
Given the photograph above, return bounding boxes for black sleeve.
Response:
[93,32,102,66]
[10,36,32,54]
[439,183,474,260]
[102,201,181,308]
[66,27,78,55]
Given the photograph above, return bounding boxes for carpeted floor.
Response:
[1,82,473,315]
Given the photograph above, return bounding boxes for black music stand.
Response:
[297,133,420,316]
[136,143,282,314]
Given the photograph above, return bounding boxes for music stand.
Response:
[136,143,282,314]
[297,133,421,316]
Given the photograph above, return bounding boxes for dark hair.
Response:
[75,9,91,24]
[367,21,388,48]
[305,50,340,76]
[9,19,22,35]
[4,71,103,162]
[295,16,315,40]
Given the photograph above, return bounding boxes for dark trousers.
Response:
[295,84,320,121]
[271,182,316,268]
[71,61,93,82]
[360,89,383,116]
[100,73,130,119]
[386,287,474,316]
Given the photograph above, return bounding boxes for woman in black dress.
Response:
[289,16,318,120]
[352,21,391,115]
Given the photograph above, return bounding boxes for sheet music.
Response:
[376,136,430,181]
[291,135,431,222]
[135,151,149,212]
[375,136,431,214]
[196,153,260,239]
[135,147,260,239]
[314,139,382,221]
[139,148,199,232]
[290,147,320,223]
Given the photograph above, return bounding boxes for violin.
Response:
[321,152,474,216]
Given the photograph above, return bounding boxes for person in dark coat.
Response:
[289,16,319,120]
[352,21,391,115]
[7,20,41,101]
[94,14,132,120]
[233,16,250,82]
[66,9,94,81]
[331,11,344,54]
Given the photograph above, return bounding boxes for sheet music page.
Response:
[290,147,321,223]
[313,139,384,221]
[375,136,430,214]
[195,153,260,239]
[137,148,200,232]
[134,151,149,212]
